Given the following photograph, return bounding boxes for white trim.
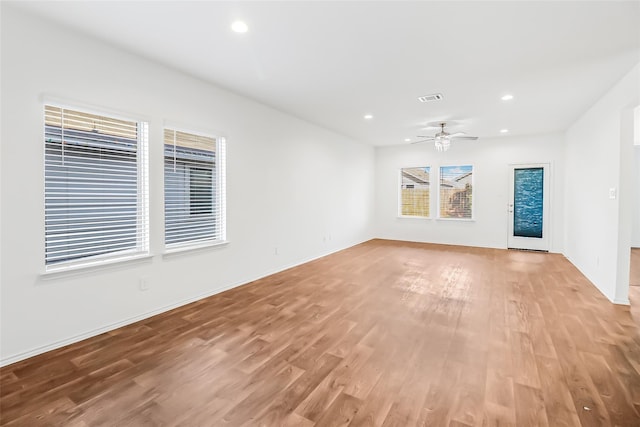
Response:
[162,130,226,246]
[398,166,432,218]
[0,279,238,367]
[163,240,230,257]
[507,163,551,251]
[42,103,151,271]
[564,254,618,304]
[436,164,475,220]
[41,253,153,279]
[1,238,369,367]
[138,122,150,254]
[162,120,226,141]
[613,297,631,306]
[40,94,152,124]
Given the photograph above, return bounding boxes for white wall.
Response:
[633,146,640,247]
[633,106,640,247]
[375,133,565,252]
[0,7,375,365]
[565,64,640,304]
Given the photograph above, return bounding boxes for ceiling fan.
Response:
[413,122,478,152]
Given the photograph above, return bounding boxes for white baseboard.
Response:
[0,280,237,367]
[0,238,371,368]
[562,254,630,306]
[613,297,631,306]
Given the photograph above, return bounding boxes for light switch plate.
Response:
[609,187,617,199]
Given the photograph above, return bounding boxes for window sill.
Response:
[163,240,229,258]
[41,253,154,280]
[397,215,432,220]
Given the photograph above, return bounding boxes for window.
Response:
[164,129,226,248]
[188,167,213,215]
[439,165,473,219]
[400,167,430,217]
[44,105,149,268]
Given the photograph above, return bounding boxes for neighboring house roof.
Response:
[402,168,430,185]
[455,172,472,182]
[440,172,472,189]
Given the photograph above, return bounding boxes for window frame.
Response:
[43,103,150,273]
[163,126,227,253]
[398,166,432,219]
[437,164,475,221]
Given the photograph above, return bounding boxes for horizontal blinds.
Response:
[400,167,430,217]
[164,129,226,247]
[44,105,148,266]
[439,165,473,219]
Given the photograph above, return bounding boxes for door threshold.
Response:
[507,247,549,253]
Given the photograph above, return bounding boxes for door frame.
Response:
[507,163,551,251]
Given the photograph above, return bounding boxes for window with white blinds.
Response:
[164,129,226,248]
[400,167,430,217]
[44,105,149,269]
[439,165,473,219]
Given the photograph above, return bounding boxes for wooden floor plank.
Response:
[2,239,640,426]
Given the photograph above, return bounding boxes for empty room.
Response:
[1,1,640,426]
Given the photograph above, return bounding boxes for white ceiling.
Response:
[10,1,640,146]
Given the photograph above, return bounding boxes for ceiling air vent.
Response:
[418,93,443,103]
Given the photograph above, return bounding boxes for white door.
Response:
[508,163,550,251]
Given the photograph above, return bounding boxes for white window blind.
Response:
[164,129,226,248]
[400,167,430,217]
[439,165,473,219]
[44,105,149,268]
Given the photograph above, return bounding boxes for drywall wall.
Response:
[374,133,566,252]
[633,146,640,247]
[633,106,640,247]
[565,64,640,304]
[0,6,375,365]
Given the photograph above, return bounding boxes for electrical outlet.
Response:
[274,247,279,255]
[139,277,149,291]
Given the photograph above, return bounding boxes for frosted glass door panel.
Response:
[513,167,544,238]
[508,164,550,251]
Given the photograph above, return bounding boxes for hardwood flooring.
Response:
[2,239,640,426]
[631,248,640,287]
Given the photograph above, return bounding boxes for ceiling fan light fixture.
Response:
[435,135,450,152]
[413,122,477,151]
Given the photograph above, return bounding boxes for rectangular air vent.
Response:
[418,93,443,103]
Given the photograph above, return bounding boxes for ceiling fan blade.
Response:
[410,138,435,144]
[447,132,467,138]
[416,135,435,138]
[450,136,479,141]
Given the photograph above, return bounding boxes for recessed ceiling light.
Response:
[364,114,373,120]
[501,94,514,101]
[231,21,249,33]
[500,129,509,133]
[404,138,411,142]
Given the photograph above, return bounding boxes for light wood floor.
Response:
[2,239,640,426]
[631,248,640,287]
